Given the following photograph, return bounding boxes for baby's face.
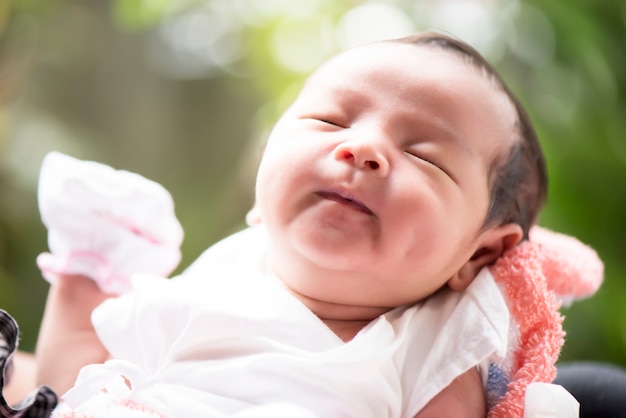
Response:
[255,42,518,312]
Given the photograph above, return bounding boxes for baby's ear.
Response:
[448,223,523,291]
[245,204,262,226]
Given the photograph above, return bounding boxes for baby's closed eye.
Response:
[404,148,452,179]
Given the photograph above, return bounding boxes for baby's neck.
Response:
[321,318,373,342]
[286,286,390,342]
[263,249,392,341]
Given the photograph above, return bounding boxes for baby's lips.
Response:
[316,188,376,216]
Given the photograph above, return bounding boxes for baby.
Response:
[9,31,557,417]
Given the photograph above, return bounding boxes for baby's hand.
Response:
[36,152,184,294]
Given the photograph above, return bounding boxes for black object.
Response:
[555,362,626,418]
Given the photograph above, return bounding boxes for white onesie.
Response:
[57,226,510,418]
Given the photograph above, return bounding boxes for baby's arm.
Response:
[30,152,184,396]
[415,367,486,418]
[2,275,108,403]
[35,274,111,394]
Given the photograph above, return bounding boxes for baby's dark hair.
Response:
[390,32,547,240]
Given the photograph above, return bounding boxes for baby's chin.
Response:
[284,213,380,257]
[287,233,379,272]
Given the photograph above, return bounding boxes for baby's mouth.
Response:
[315,191,375,216]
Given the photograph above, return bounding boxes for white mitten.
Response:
[37,152,184,294]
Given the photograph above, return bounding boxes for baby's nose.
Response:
[333,142,390,177]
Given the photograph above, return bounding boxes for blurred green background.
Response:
[1,0,625,369]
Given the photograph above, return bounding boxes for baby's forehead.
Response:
[305,41,496,96]
[319,40,465,69]
[303,41,512,115]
